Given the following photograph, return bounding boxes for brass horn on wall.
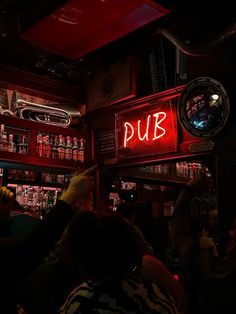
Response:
[10,91,80,127]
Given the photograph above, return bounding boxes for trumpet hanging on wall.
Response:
[0,89,81,128]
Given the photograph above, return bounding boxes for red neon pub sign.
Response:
[115,100,178,159]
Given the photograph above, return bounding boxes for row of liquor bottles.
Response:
[8,184,63,218]
[0,124,85,163]
[7,168,73,184]
[36,132,85,162]
[0,124,28,154]
[137,162,211,178]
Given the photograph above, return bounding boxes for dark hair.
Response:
[67,211,141,278]
[188,216,208,238]
[7,186,16,198]
[116,202,135,221]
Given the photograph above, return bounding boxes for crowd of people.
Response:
[0,166,236,313]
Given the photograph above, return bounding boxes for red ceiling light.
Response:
[21,0,169,59]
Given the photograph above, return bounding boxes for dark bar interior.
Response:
[0,1,236,313]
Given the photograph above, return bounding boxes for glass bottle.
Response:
[79,138,85,163]
[0,124,4,151]
[37,133,43,157]
[45,135,51,158]
[65,136,72,160]
[51,135,59,159]
[72,137,79,162]
[1,130,8,152]
[18,135,27,154]
[58,134,65,159]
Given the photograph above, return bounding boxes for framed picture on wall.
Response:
[87,57,136,112]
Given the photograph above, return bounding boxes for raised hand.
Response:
[0,186,14,222]
[60,164,98,209]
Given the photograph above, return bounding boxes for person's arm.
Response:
[128,222,154,256]
[0,165,97,282]
[142,254,188,313]
[0,186,13,237]
[170,177,206,256]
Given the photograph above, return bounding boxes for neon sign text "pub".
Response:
[123,111,166,147]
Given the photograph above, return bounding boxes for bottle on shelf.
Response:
[78,138,85,163]
[0,124,4,151]
[42,135,47,157]
[8,133,16,153]
[51,135,59,159]
[65,136,72,160]
[45,135,51,158]
[58,134,65,159]
[1,129,8,152]
[24,136,29,154]
[37,132,43,157]
[72,137,79,162]
[17,135,27,154]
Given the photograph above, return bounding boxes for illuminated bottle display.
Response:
[0,124,84,162]
[14,184,62,218]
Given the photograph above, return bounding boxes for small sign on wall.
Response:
[97,130,116,154]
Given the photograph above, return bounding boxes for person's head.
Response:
[7,186,16,198]
[116,202,135,221]
[188,216,207,239]
[6,186,25,213]
[11,199,25,212]
[64,211,141,280]
[208,209,219,233]
[67,167,94,212]
[74,191,94,212]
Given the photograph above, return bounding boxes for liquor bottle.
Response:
[1,130,8,152]
[58,134,65,159]
[65,136,72,160]
[18,135,27,154]
[78,138,85,163]
[37,133,43,157]
[0,88,9,110]
[51,135,59,159]
[42,135,47,157]
[24,136,29,154]
[26,186,34,211]
[72,137,79,162]
[0,124,4,151]
[42,191,48,209]
[8,133,16,152]
[45,135,51,158]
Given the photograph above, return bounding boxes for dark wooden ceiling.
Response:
[0,0,235,86]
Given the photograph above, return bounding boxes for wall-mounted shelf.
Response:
[0,113,85,172]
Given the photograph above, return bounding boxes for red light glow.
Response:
[116,100,178,160]
[173,274,180,281]
[123,111,166,147]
